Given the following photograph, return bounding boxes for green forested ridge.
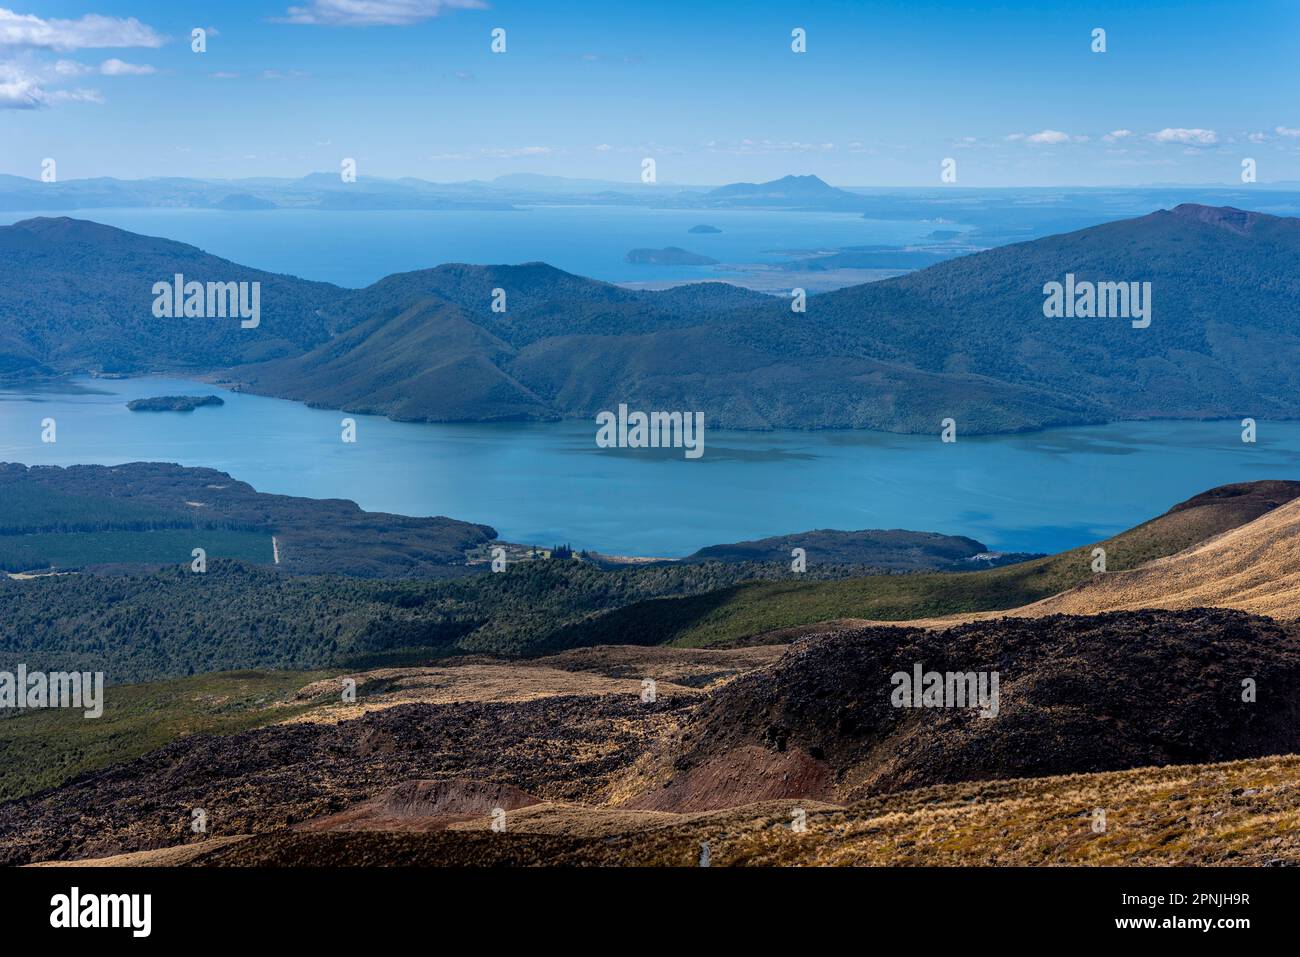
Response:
[0,558,899,683]
[7,204,1300,432]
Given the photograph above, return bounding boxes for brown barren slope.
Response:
[894,490,1300,629]
[37,756,1299,867]
[1020,494,1300,619]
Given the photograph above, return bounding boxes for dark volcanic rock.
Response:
[644,609,1300,807]
[0,694,686,866]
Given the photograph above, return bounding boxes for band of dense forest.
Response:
[3,480,1294,684]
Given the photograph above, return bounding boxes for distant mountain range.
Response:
[5,171,1300,235]
[5,203,1300,432]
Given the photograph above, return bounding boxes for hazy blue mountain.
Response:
[702,174,866,208]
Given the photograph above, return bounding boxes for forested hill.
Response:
[0,217,341,375]
[6,204,1299,432]
[0,462,494,578]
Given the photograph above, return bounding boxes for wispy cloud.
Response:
[1149,127,1218,145]
[0,7,163,50]
[276,0,487,27]
[1006,129,1084,145]
[57,57,156,76]
[46,86,102,103]
[101,57,155,75]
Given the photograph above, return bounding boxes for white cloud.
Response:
[1275,126,1300,138]
[0,7,163,50]
[0,61,104,107]
[1149,127,1218,145]
[100,57,155,75]
[0,62,40,107]
[1005,130,1083,144]
[277,0,487,27]
[1102,129,1133,142]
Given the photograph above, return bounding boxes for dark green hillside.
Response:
[784,204,1300,422]
[328,261,767,346]
[126,394,224,412]
[9,205,1300,431]
[235,298,557,422]
[687,528,1000,568]
[240,204,1300,431]
[0,558,824,683]
[0,462,493,577]
[0,218,345,374]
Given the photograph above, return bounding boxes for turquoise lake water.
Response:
[1,376,1294,557]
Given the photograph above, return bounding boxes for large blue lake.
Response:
[0,206,940,288]
[1,376,1294,557]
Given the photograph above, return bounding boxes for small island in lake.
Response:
[127,395,226,412]
[688,224,722,234]
[625,246,719,265]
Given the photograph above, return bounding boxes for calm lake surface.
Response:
[0,206,943,288]
[1,376,1294,557]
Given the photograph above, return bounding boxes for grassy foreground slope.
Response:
[992,493,1300,621]
[549,481,1300,648]
[37,756,1299,867]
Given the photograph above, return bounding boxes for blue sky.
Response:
[1,0,1298,186]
